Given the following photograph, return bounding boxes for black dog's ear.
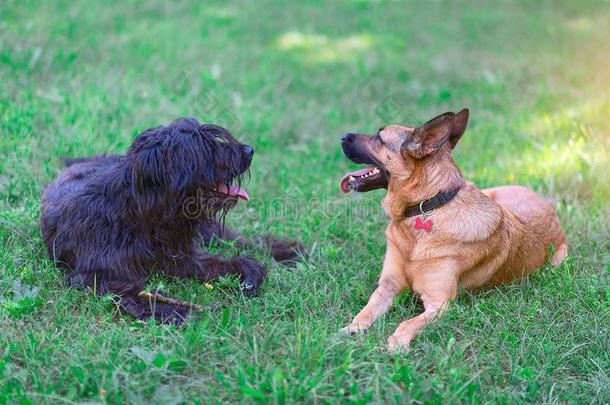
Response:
[401,109,469,159]
[128,127,171,195]
[129,126,203,198]
[449,108,469,149]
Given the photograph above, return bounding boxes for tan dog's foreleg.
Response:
[341,241,406,334]
[387,261,458,352]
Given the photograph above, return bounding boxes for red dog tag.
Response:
[415,217,433,232]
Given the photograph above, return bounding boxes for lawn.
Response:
[1,0,609,403]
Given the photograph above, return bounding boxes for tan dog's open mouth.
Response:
[339,165,386,193]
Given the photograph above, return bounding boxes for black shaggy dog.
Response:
[41,118,303,323]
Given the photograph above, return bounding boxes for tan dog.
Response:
[339,109,568,352]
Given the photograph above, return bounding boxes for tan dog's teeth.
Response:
[349,176,355,181]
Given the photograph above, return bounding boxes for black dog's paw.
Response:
[147,291,196,324]
[119,293,192,325]
[262,235,306,264]
[149,301,192,325]
[154,302,192,325]
[232,254,267,296]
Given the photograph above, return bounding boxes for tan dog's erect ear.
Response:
[449,108,469,149]
[401,109,469,159]
[401,112,454,159]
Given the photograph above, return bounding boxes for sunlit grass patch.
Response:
[516,100,610,202]
[276,31,373,63]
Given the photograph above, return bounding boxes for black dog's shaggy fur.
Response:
[41,118,303,323]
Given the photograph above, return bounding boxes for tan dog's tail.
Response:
[545,196,567,266]
[550,243,568,267]
[545,196,558,206]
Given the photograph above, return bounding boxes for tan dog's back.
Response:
[483,185,568,268]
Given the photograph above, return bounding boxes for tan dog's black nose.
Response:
[342,133,355,143]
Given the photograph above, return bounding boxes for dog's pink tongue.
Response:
[339,167,374,193]
[217,183,250,201]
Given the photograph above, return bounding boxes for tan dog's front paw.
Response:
[387,335,412,353]
[339,324,369,335]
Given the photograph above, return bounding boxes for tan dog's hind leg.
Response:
[387,262,458,352]
[341,242,406,334]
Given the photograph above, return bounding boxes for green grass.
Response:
[1,0,609,403]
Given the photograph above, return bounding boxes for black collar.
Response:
[404,187,461,218]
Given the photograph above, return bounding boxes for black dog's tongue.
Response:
[217,183,250,201]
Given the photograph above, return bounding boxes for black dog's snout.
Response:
[342,133,355,143]
[242,144,254,158]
